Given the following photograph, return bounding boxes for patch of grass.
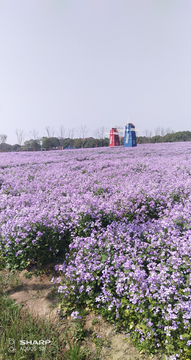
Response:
[64,334,87,360]
[91,318,99,326]
[0,270,22,292]
[25,267,43,277]
[24,271,33,279]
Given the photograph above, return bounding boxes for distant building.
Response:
[124,123,137,147]
[109,128,120,146]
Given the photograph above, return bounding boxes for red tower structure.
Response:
[109,128,120,147]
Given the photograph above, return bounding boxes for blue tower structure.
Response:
[124,123,137,147]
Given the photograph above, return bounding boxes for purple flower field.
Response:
[0,142,191,358]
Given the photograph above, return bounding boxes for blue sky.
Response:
[0,0,191,144]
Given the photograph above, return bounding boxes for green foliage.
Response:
[23,139,41,151]
[0,253,6,270]
[94,187,109,196]
[64,334,85,360]
[137,131,191,144]
[91,318,99,326]
[99,210,119,228]
[2,136,109,152]
[75,213,95,237]
[72,137,109,149]
[60,138,74,149]
[71,321,88,342]
[24,271,32,279]
[93,334,104,350]
[1,224,70,270]
[73,139,83,149]
[41,137,60,150]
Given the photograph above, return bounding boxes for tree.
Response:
[45,126,54,138]
[41,137,60,150]
[73,138,83,149]
[61,138,70,149]
[150,135,162,143]
[30,128,39,140]
[103,137,109,147]
[143,129,149,137]
[58,126,65,140]
[0,134,7,144]
[78,125,88,139]
[0,134,9,151]
[68,128,75,139]
[143,129,152,142]
[83,138,95,148]
[160,127,165,137]
[155,127,160,136]
[12,144,21,151]
[137,136,149,144]
[24,139,41,151]
[78,125,89,148]
[94,127,106,146]
[15,129,25,146]
[68,128,75,147]
[165,128,173,135]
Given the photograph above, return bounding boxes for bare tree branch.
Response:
[0,134,7,144]
[94,126,105,139]
[155,127,160,136]
[78,125,88,139]
[143,129,149,137]
[68,128,75,139]
[45,126,54,138]
[15,129,25,146]
[58,126,65,139]
[143,129,152,138]
[165,128,173,134]
[29,128,39,140]
[160,127,165,137]
[148,130,152,138]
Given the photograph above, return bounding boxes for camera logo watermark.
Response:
[7,338,51,353]
[7,338,16,353]
[20,339,51,352]
[20,340,51,345]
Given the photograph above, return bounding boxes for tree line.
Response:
[25,136,109,151]
[136,131,191,144]
[0,126,109,151]
[1,127,191,152]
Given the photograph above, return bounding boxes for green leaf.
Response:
[181,333,190,339]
